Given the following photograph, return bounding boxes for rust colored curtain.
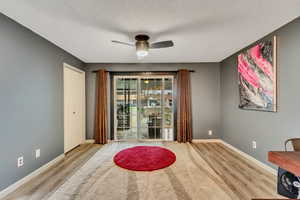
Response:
[177,69,193,143]
[95,69,108,144]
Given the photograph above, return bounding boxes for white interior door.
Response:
[64,64,85,153]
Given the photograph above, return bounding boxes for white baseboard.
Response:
[192,139,222,143]
[85,139,95,144]
[192,139,277,176]
[0,154,65,199]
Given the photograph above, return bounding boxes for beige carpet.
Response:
[45,142,279,200]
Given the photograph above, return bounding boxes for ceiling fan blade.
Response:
[150,40,174,49]
[111,40,134,47]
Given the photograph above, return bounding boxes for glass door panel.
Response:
[115,78,138,140]
[139,78,163,139]
[114,76,174,141]
[163,78,174,140]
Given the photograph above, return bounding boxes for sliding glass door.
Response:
[114,75,174,141]
[114,77,138,140]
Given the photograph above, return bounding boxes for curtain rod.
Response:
[91,70,195,73]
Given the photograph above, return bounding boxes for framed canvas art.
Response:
[238,36,277,112]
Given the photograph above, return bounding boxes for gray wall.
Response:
[86,63,221,140]
[3,6,297,192]
[220,17,300,167]
[0,13,84,191]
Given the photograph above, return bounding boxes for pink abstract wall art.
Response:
[238,36,277,112]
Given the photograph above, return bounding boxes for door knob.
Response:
[73,112,76,114]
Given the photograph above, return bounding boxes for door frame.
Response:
[63,63,86,153]
[110,72,177,141]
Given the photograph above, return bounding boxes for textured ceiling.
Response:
[0,0,300,63]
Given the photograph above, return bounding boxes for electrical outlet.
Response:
[252,141,257,149]
[17,156,24,167]
[208,130,213,136]
[36,149,40,158]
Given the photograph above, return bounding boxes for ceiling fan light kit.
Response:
[135,35,149,58]
[112,34,174,59]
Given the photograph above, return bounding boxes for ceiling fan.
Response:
[111,34,174,58]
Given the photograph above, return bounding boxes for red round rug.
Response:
[113,146,176,171]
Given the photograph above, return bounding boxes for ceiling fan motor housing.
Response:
[135,34,150,41]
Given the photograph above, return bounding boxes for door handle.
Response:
[73,112,76,114]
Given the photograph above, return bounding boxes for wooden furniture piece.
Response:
[268,138,300,174]
[268,139,300,198]
[268,151,300,176]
